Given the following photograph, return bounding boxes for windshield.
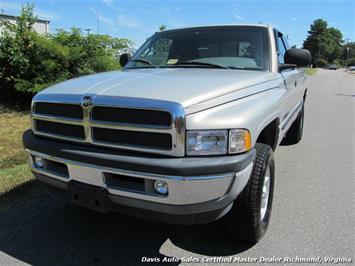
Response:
[125,26,270,71]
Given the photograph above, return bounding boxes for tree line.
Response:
[0,4,132,108]
[303,19,354,67]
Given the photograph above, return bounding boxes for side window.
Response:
[277,34,287,64]
[282,35,290,50]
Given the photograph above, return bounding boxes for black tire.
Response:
[282,105,304,145]
[225,143,275,243]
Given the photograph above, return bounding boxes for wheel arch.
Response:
[255,118,280,151]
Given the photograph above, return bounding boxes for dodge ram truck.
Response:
[23,24,311,243]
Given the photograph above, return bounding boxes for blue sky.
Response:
[1,0,354,48]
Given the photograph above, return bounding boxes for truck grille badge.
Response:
[82,96,92,108]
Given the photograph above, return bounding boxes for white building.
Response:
[0,13,50,35]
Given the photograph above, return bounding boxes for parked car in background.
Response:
[23,24,311,244]
[348,66,355,72]
[327,64,337,70]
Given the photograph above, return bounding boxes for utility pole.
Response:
[345,38,350,61]
[85,28,92,36]
[96,9,100,34]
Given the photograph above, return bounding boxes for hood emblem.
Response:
[82,96,92,108]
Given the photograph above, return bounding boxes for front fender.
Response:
[185,87,285,147]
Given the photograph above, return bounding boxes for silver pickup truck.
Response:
[23,24,311,243]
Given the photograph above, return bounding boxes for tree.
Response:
[0,3,132,108]
[303,19,328,64]
[303,19,343,66]
[159,25,167,31]
[324,27,343,63]
[341,42,355,66]
[0,3,38,104]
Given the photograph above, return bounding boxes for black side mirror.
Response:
[119,53,131,67]
[284,48,312,67]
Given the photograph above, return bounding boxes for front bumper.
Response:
[23,130,255,224]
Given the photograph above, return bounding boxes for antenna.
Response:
[96,8,100,34]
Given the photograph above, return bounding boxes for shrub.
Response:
[346,57,355,66]
[314,58,328,68]
[333,59,345,68]
[0,4,132,109]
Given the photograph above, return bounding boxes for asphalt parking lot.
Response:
[0,69,354,265]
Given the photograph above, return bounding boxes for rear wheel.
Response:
[225,143,275,243]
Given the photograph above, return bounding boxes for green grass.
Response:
[0,107,35,212]
[0,164,31,194]
[304,68,318,76]
[0,107,30,167]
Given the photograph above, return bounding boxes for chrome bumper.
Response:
[27,149,253,206]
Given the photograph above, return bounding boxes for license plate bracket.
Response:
[68,181,110,213]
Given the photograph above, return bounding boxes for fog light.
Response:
[33,156,44,168]
[154,180,168,195]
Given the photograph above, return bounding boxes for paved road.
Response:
[0,69,354,266]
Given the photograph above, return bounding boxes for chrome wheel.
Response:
[260,166,271,221]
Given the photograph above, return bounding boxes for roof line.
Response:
[158,23,270,33]
[0,13,50,23]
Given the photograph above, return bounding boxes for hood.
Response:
[39,68,279,108]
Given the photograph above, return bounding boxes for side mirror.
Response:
[119,53,131,67]
[284,48,312,67]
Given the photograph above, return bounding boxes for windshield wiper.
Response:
[228,66,263,71]
[173,61,230,69]
[130,58,159,68]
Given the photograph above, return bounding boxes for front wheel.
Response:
[225,143,275,243]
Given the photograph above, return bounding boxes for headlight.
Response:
[186,129,252,156]
[186,130,228,156]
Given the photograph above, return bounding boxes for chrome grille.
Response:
[31,94,185,156]
[92,127,172,149]
[34,102,83,119]
[91,106,171,126]
[35,120,85,140]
